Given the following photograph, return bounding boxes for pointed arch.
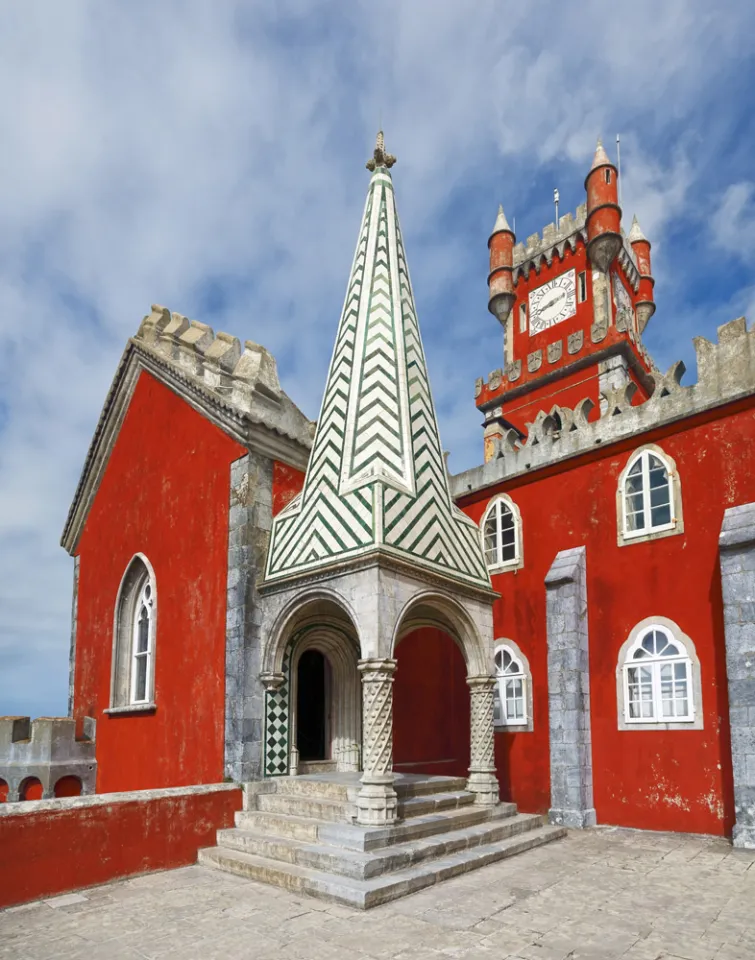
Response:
[110,553,157,709]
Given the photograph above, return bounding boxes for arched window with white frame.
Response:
[109,554,157,712]
[493,641,533,731]
[617,618,702,731]
[618,445,683,545]
[481,494,523,572]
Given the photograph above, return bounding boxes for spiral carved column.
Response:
[356,658,398,825]
[467,675,499,806]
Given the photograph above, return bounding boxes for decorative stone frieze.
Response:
[545,547,596,829]
[506,359,522,382]
[719,503,755,849]
[466,675,499,806]
[548,341,563,364]
[527,350,543,373]
[568,331,584,355]
[474,377,484,398]
[488,369,502,391]
[356,659,398,825]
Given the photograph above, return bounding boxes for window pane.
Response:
[493,690,502,724]
[134,654,148,702]
[627,460,643,479]
[651,503,671,527]
[649,484,670,507]
[136,607,150,653]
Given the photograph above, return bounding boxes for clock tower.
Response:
[479,139,656,459]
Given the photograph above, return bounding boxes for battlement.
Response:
[454,316,755,497]
[0,716,96,802]
[511,205,639,290]
[134,305,315,450]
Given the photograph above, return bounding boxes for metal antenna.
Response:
[616,134,623,210]
[554,188,559,225]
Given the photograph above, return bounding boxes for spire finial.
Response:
[366,130,396,171]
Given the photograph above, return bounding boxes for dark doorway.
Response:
[296,649,328,761]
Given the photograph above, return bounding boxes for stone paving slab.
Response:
[1,827,754,959]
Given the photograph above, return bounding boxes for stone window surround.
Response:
[616,443,684,547]
[493,638,534,733]
[480,493,524,573]
[110,553,158,710]
[615,616,702,731]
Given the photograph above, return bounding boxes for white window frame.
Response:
[108,554,158,713]
[493,640,533,732]
[616,617,702,731]
[481,494,523,573]
[129,577,155,705]
[617,444,684,547]
[519,301,527,333]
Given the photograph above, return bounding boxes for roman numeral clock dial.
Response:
[528,271,577,335]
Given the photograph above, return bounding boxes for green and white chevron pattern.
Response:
[264,168,489,589]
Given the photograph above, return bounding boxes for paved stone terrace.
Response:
[2,827,753,960]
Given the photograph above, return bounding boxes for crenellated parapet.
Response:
[455,317,755,497]
[511,205,640,290]
[134,305,313,449]
[0,716,96,802]
[62,304,315,554]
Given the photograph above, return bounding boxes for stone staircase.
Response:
[198,773,565,908]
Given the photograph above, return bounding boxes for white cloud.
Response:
[0,0,753,716]
[712,182,755,258]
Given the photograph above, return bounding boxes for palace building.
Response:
[1,134,754,908]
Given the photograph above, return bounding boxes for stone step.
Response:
[263,774,469,803]
[198,824,567,909]
[235,800,518,850]
[215,812,545,880]
[398,790,475,818]
[255,793,356,822]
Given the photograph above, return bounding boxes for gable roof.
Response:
[61,305,313,554]
[264,144,491,590]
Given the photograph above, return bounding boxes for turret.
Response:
[628,215,656,333]
[585,139,622,272]
[487,205,516,326]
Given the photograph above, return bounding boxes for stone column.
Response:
[719,503,755,849]
[225,453,273,784]
[545,546,596,828]
[356,659,398,825]
[466,675,499,805]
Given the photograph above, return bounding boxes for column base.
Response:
[549,807,597,829]
[733,823,755,850]
[466,772,499,806]
[355,775,398,826]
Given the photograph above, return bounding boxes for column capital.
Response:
[259,672,285,692]
[358,658,397,679]
[467,674,497,692]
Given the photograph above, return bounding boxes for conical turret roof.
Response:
[628,215,647,243]
[491,204,513,235]
[590,137,611,170]
[264,135,490,589]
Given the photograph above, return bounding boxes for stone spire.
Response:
[492,204,512,233]
[264,136,490,588]
[366,130,396,171]
[628,214,647,243]
[590,137,610,170]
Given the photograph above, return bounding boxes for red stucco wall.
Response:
[73,372,245,793]
[0,786,242,909]
[393,628,471,781]
[460,401,755,835]
[273,460,306,516]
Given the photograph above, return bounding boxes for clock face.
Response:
[528,271,577,336]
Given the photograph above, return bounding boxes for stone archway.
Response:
[262,596,361,778]
[393,626,470,780]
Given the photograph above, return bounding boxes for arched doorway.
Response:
[296,649,329,762]
[393,627,470,779]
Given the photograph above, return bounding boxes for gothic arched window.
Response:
[493,641,533,731]
[618,445,683,545]
[110,555,157,710]
[481,495,523,572]
[616,618,702,730]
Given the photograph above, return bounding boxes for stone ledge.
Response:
[0,781,240,818]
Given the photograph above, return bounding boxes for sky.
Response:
[1,1,754,719]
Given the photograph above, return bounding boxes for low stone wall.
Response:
[0,782,242,909]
